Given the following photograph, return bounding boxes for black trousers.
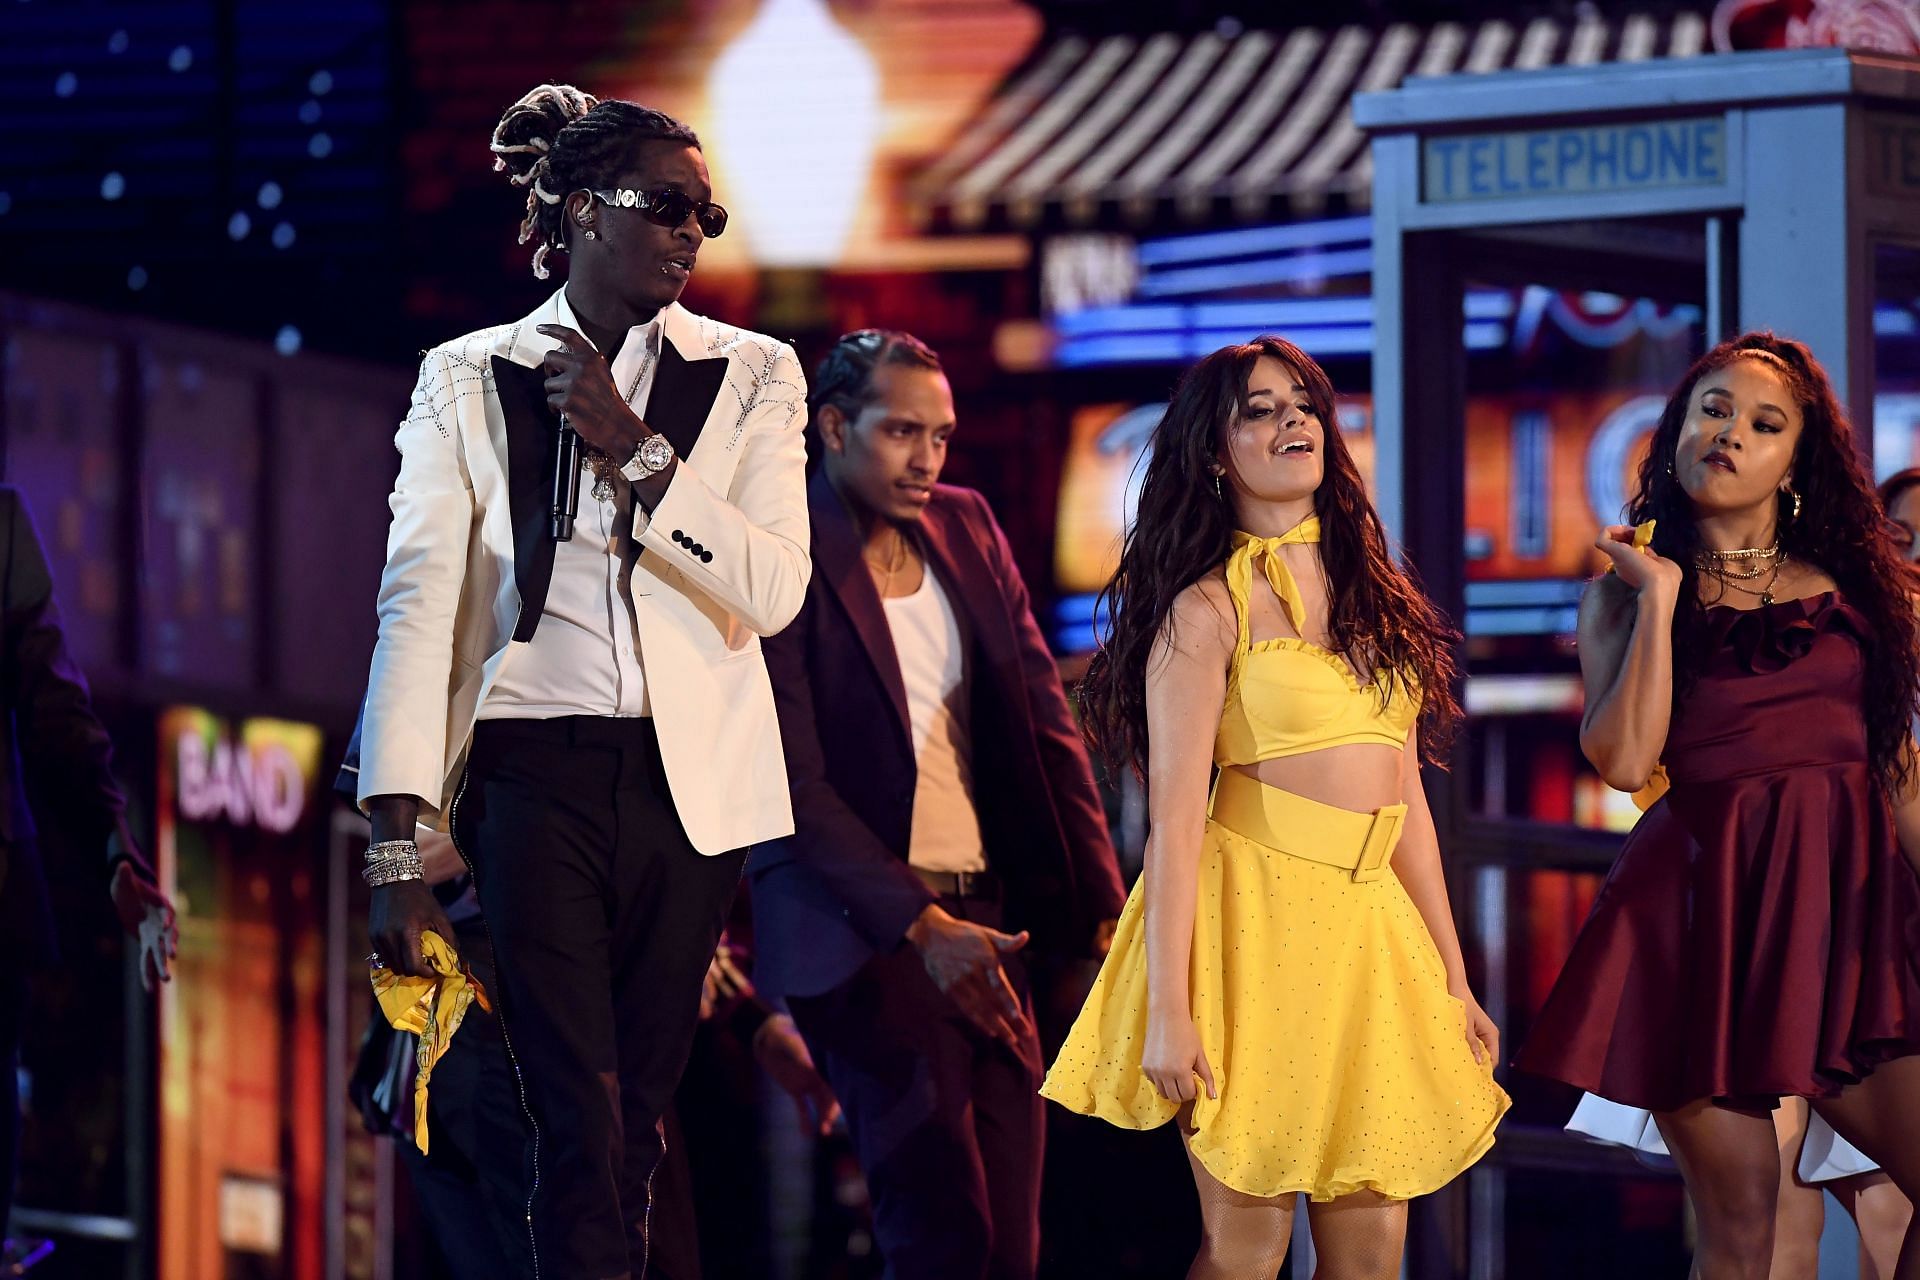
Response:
[391,913,533,1280]
[788,895,1045,1280]
[453,717,745,1280]
[373,919,702,1280]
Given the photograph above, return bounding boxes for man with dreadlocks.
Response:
[357,84,810,1279]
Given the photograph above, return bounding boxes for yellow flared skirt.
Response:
[1041,774,1510,1201]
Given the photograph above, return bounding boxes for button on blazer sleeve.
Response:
[635,341,811,635]
[357,349,475,815]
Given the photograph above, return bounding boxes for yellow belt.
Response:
[1208,767,1407,883]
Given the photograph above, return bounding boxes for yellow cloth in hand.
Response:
[1631,763,1670,811]
[1604,519,1658,574]
[370,931,491,1154]
[1610,521,1668,809]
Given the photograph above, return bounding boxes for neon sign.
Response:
[172,716,316,835]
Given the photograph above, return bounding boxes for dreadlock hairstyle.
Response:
[1079,336,1462,782]
[490,84,701,280]
[807,329,944,466]
[1628,331,1920,793]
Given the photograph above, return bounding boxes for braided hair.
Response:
[807,330,945,466]
[490,84,701,279]
[809,330,943,421]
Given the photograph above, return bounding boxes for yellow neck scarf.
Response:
[1227,516,1322,643]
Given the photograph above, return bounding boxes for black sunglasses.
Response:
[588,187,729,238]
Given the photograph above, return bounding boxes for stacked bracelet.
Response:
[362,839,425,888]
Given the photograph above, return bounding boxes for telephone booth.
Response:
[1356,48,1920,1278]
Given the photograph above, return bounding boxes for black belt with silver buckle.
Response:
[914,868,1002,901]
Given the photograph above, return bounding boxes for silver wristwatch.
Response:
[619,433,676,482]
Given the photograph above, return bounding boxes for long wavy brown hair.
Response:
[1079,337,1462,781]
[1628,331,1920,792]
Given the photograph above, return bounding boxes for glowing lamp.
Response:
[708,0,880,267]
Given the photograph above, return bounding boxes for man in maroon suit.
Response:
[751,331,1125,1280]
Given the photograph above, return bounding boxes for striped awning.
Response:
[912,10,1714,230]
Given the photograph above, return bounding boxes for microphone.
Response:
[551,412,582,541]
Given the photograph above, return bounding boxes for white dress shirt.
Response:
[883,565,988,873]
[479,299,662,720]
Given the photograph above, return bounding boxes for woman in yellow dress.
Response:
[1043,336,1509,1277]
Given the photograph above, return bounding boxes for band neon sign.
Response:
[176,727,309,834]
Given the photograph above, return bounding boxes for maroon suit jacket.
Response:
[749,471,1125,1001]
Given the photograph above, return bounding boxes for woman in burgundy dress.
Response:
[1516,332,1920,1278]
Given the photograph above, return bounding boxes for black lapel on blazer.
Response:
[811,470,912,747]
[648,337,729,460]
[490,355,559,642]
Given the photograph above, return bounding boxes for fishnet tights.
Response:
[1185,1140,1294,1280]
[1181,1123,1408,1279]
[1305,1193,1409,1280]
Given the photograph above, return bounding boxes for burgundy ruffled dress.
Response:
[1516,591,1920,1111]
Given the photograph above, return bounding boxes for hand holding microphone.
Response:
[552,411,582,541]
[537,323,651,541]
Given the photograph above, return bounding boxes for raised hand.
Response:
[1594,524,1682,600]
[533,323,645,458]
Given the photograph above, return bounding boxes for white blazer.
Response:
[356,289,811,855]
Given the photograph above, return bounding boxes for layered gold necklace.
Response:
[1695,539,1787,605]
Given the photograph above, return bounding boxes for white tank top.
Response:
[881,566,988,874]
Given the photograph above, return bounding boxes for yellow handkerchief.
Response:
[370,931,491,1154]
[1605,520,1658,574]
[1630,762,1670,811]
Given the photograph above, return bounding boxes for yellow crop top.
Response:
[1213,518,1421,768]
